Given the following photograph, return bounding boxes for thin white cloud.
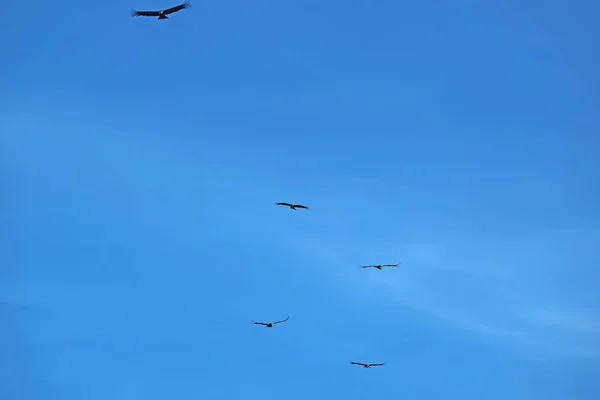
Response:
[281,228,600,360]
[518,307,600,334]
[4,116,599,360]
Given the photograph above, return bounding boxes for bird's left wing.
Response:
[295,204,310,209]
[131,10,160,16]
[274,316,290,324]
[383,264,400,267]
[164,1,191,14]
[371,363,385,367]
[350,361,365,366]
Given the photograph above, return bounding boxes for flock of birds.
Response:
[131,1,398,370]
[258,202,400,369]
[271,203,398,368]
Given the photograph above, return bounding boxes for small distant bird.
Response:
[131,1,191,19]
[252,316,289,328]
[275,202,310,210]
[350,362,385,368]
[360,263,400,270]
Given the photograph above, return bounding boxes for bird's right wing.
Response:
[273,316,290,324]
[276,202,292,207]
[164,1,192,14]
[371,363,385,367]
[253,322,268,326]
[350,362,365,366]
[360,265,373,269]
[131,10,161,16]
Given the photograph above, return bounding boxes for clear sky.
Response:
[1,0,599,399]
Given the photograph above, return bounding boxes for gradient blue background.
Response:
[1,1,599,399]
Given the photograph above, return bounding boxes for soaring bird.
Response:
[360,263,400,270]
[275,202,310,210]
[252,316,289,328]
[131,1,191,19]
[350,362,385,368]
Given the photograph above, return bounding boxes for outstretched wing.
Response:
[131,9,160,16]
[253,321,268,326]
[164,1,191,15]
[360,265,374,269]
[293,204,310,209]
[350,361,366,366]
[383,264,400,267]
[276,202,292,207]
[370,363,385,367]
[273,316,289,325]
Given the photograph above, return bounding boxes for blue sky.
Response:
[1,0,599,399]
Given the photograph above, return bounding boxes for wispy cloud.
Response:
[519,307,600,335]
[282,227,600,360]
[4,116,599,361]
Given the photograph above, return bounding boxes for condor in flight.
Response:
[360,263,400,270]
[350,362,385,368]
[275,202,310,210]
[131,1,191,19]
[252,316,289,328]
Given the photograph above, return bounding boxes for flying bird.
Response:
[275,202,309,210]
[350,362,385,368]
[252,316,289,328]
[131,1,191,19]
[360,263,400,270]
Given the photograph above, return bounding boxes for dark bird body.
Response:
[350,362,385,368]
[361,263,400,270]
[131,1,191,19]
[275,202,309,210]
[253,316,289,328]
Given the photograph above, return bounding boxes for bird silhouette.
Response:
[252,316,290,328]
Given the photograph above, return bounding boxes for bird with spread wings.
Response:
[360,263,400,270]
[275,202,310,210]
[131,1,191,19]
[252,316,290,328]
[350,362,385,368]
